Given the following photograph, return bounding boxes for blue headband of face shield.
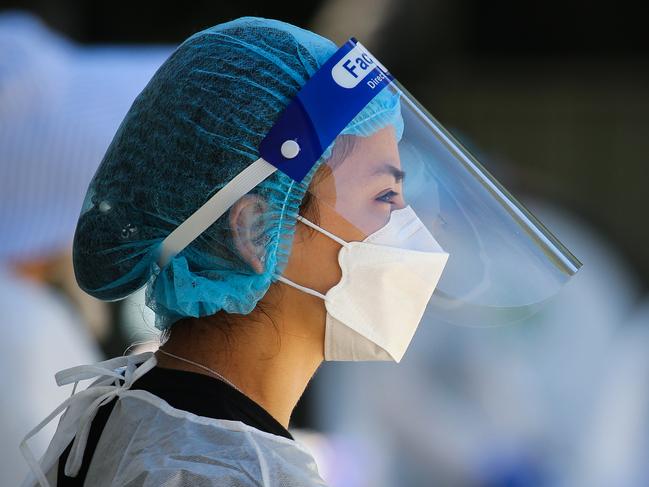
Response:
[158,39,399,268]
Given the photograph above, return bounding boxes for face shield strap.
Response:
[158,157,276,267]
[158,38,394,267]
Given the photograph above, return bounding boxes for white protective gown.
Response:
[21,353,328,487]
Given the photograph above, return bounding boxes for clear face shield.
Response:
[159,38,581,338]
[307,81,580,328]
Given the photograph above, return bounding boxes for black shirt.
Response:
[57,365,292,486]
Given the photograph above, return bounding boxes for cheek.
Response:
[333,193,392,237]
[329,177,395,237]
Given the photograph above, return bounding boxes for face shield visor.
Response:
[159,38,581,329]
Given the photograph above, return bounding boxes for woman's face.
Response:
[313,124,405,237]
[283,125,404,295]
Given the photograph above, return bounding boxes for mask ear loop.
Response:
[273,215,349,300]
[295,215,349,248]
[275,274,326,300]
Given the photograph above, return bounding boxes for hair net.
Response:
[73,16,403,330]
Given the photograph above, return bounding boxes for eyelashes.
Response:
[376,190,399,204]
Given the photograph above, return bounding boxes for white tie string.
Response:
[20,352,156,487]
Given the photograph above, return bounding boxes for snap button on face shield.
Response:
[280,140,300,159]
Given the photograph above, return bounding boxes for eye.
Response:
[376,190,399,204]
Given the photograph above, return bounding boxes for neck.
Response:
[155,283,325,429]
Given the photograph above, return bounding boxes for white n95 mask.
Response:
[276,205,449,363]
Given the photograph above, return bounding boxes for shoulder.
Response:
[121,464,329,487]
[92,394,328,486]
[118,467,259,486]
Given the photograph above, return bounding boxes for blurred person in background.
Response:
[0,11,169,485]
[17,14,580,487]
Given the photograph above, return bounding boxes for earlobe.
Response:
[229,195,268,274]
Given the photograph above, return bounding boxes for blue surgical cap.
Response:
[73,16,403,330]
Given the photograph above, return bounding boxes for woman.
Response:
[18,16,416,487]
[21,14,579,487]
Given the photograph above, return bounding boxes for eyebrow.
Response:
[372,163,406,182]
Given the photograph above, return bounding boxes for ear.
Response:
[229,194,268,274]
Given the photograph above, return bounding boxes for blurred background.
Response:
[0,1,647,486]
